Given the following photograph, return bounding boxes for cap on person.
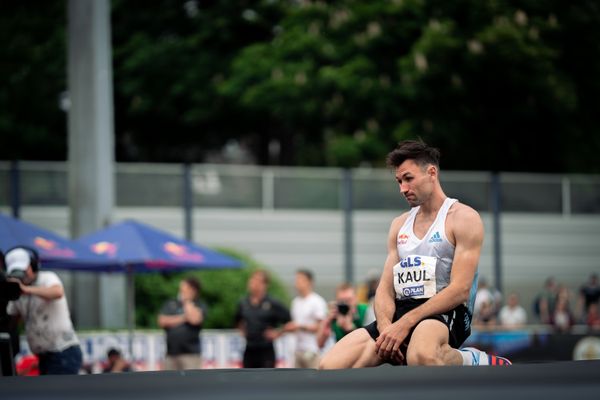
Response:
[5,248,33,280]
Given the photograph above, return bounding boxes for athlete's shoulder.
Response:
[449,201,482,223]
[448,201,484,243]
[391,209,411,229]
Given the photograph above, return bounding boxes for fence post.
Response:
[341,169,354,284]
[262,168,275,211]
[9,160,20,219]
[491,172,503,295]
[183,163,193,241]
[561,176,571,217]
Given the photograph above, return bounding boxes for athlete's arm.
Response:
[403,205,482,321]
[376,205,483,358]
[373,215,406,333]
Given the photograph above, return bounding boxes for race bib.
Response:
[393,255,437,300]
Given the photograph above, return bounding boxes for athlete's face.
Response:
[395,159,436,207]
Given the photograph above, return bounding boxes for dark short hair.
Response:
[183,276,202,294]
[386,140,440,170]
[296,269,314,282]
[107,348,121,358]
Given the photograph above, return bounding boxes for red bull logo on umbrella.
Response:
[90,241,119,258]
[163,242,204,262]
[33,236,76,258]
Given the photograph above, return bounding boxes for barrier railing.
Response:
[1,161,599,214]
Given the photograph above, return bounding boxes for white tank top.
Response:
[394,197,478,313]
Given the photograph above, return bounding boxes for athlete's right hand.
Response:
[375,319,411,363]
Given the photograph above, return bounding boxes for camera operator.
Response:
[4,246,82,375]
[317,283,369,348]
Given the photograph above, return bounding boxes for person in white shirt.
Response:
[498,293,527,329]
[286,269,327,368]
[5,246,82,375]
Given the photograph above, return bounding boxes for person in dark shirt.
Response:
[235,270,291,368]
[579,273,600,318]
[158,276,207,370]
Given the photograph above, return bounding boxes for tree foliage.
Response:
[1,0,600,172]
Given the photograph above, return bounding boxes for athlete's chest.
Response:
[412,215,436,240]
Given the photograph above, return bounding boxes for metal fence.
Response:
[1,161,599,214]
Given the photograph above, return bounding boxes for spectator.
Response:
[473,278,502,321]
[5,246,82,375]
[357,269,380,326]
[356,269,380,304]
[286,269,327,368]
[102,348,132,373]
[586,303,600,332]
[157,276,207,370]
[551,292,574,333]
[578,273,600,320]
[533,277,558,324]
[234,270,290,368]
[472,299,497,329]
[316,283,369,348]
[498,293,527,329]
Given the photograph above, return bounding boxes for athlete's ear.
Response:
[427,164,437,179]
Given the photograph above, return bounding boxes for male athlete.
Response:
[319,140,511,368]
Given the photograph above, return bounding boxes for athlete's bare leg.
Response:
[405,319,463,366]
[318,328,384,369]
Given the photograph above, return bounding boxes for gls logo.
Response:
[399,256,422,268]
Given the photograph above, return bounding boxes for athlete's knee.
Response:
[318,353,334,370]
[318,358,334,370]
[406,347,443,366]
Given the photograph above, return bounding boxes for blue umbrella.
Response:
[0,213,117,271]
[77,219,242,271]
[77,219,243,352]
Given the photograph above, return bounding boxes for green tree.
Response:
[2,0,600,173]
[111,0,288,162]
[0,0,67,161]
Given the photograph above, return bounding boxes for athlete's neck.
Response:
[417,193,448,217]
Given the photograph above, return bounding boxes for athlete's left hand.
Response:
[375,318,411,362]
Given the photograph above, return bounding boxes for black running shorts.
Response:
[364,298,472,359]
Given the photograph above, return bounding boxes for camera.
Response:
[0,272,21,302]
[6,269,26,283]
[336,302,350,315]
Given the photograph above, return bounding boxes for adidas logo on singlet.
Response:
[428,231,442,243]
